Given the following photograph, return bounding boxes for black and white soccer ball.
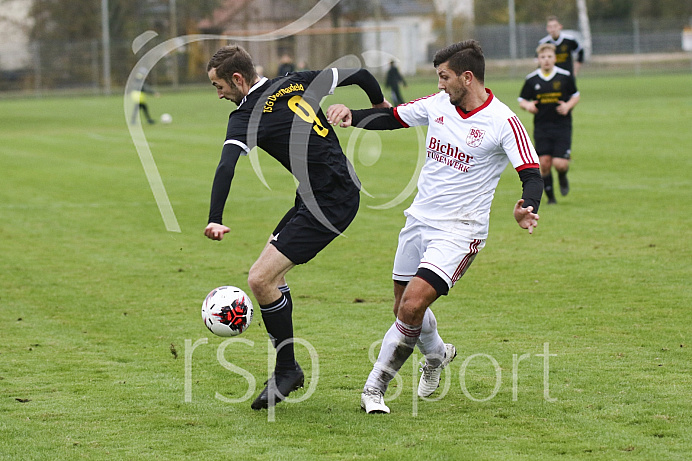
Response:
[201,286,254,337]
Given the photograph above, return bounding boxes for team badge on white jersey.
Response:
[466,127,485,148]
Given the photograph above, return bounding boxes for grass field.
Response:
[1,72,691,460]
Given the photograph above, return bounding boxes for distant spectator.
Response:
[276,54,295,77]
[385,60,407,105]
[296,60,309,72]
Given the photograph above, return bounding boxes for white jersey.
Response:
[393,88,538,239]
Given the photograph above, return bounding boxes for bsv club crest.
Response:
[466,127,485,148]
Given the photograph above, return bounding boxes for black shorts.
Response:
[535,128,572,159]
[271,193,360,265]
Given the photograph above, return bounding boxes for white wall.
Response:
[0,0,33,70]
[358,16,434,75]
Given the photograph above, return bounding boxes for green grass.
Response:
[1,72,691,460]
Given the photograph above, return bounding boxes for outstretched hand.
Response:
[327,99,391,128]
[514,199,539,234]
[326,104,352,127]
[204,222,230,241]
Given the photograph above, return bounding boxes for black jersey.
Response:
[538,33,584,75]
[209,68,383,225]
[519,67,579,131]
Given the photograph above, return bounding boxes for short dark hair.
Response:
[207,45,257,84]
[432,40,485,83]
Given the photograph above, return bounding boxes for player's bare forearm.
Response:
[519,99,538,114]
[566,94,580,111]
[514,199,539,234]
[557,95,579,115]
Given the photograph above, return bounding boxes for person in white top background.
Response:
[327,39,543,414]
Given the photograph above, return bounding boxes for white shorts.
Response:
[392,215,486,290]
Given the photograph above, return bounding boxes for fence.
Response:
[476,18,690,59]
[477,18,692,77]
[1,17,691,95]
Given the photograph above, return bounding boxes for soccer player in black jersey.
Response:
[519,43,580,204]
[204,45,390,410]
[538,15,584,77]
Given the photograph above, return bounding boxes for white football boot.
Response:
[417,343,457,398]
[360,387,390,414]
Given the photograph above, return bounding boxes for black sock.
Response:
[260,293,295,371]
[278,284,291,305]
[542,173,555,199]
[558,170,568,182]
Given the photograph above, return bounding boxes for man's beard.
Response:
[449,86,467,107]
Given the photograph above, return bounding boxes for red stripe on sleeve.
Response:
[516,163,540,172]
[509,117,530,164]
[516,118,533,164]
[392,107,410,128]
[508,116,532,165]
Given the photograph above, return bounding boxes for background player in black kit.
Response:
[519,43,580,204]
[539,15,584,77]
[204,45,390,410]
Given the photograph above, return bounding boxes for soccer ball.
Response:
[160,113,173,124]
[201,286,254,337]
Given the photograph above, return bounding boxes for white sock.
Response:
[417,308,445,367]
[364,319,421,393]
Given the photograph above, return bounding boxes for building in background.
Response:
[0,0,32,81]
[198,0,474,77]
[357,0,473,75]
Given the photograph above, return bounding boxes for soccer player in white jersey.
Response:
[327,40,542,414]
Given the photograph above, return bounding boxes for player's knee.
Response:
[397,299,426,325]
[554,160,569,173]
[247,266,268,294]
[539,156,552,170]
[398,291,430,324]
